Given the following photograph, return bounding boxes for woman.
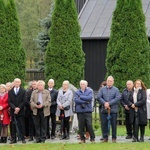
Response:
[56,80,73,140]
[128,79,147,142]
[0,84,10,143]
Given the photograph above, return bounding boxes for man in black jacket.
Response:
[121,80,134,139]
[47,79,58,139]
[8,78,26,144]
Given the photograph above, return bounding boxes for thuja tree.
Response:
[5,0,26,84]
[0,0,7,83]
[45,0,85,88]
[106,0,150,90]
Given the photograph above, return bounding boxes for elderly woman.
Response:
[56,80,73,140]
[0,84,10,143]
[128,79,147,142]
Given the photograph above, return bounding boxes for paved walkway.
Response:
[1,135,150,145]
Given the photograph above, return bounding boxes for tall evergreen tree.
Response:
[106,0,150,90]
[45,0,85,88]
[5,0,26,84]
[0,0,7,83]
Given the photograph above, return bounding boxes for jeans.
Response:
[101,113,117,140]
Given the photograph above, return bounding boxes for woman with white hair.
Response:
[56,80,73,140]
[0,84,10,143]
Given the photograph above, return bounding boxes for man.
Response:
[26,80,37,141]
[97,76,121,143]
[8,78,26,144]
[47,79,58,139]
[30,80,51,143]
[74,80,95,143]
[121,80,134,139]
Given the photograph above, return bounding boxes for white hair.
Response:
[37,80,45,86]
[63,80,69,85]
[48,79,54,84]
[107,76,114,81]
[14,78,21,82]
[80,80,88,85]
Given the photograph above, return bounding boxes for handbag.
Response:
[64,105,70,110]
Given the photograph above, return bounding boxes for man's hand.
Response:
[104,102,109,109]
[131,104,135,108]
[124,105,129,110]
[14,107,20,114]
[37,104,43,109]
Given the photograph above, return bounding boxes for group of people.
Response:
[98,76,147,143]
[0,76,148,144]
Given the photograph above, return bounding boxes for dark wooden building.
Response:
[78,0,150,90]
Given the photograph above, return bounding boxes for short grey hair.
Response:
[37,80,45,86]
[107,76,114,81]
[14,78,21,82]
[48,79,54,84]
[80,80,87,85]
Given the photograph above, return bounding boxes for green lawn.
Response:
[1,125,150,150]
[2,142,150,150]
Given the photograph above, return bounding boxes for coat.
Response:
[49,89,58,114]
[128,89,147,125]
[0,92,10,124]
[8,87,26,117]
[56,89,73,117]
[30,89,51,117]
[74,88,93,113]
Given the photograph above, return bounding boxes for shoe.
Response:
[60,135,66,140]
[139,137,144,142]
[22,140,26,144]
[126,135,132,139]
[101,139,108,143]
[35,140,41,143]
[28,138,34,141]
[10,140,17,144]
[132,138,139,142]
[91,139,95,143]
[100,137,103,141]
[51,136,55,140]
[112,139,116,143]
[79,140,86,144]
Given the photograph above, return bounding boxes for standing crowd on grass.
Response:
[0,76,149,144]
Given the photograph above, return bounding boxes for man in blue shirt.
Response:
[97,76,121,143]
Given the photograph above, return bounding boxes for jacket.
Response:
[0,92,10,124]
[97,86,121,113]
[128,89,147,125]
[30,89,51,117]
[8,87,26,117]
[56,89,73,117]
[74,88,93,113]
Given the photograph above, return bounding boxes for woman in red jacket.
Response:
[0,84,10,143]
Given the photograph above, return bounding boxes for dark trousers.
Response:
[125,112,132,136]
[29,114,35,137]
[77,113,95,141]
[101,113,117,140]
[33,109,47,142]
[47,113,56,137]
[11,116,25,141]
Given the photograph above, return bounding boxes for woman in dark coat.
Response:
[128,79,147,142]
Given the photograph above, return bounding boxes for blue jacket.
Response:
[74,88,93,113]
[97,86,121,113]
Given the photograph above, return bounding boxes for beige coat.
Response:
[30,89,51,117]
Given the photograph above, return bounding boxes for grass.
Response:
[2,142,150,150]
[1,125,150,150]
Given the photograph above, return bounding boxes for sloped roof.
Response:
[79,0,150,39]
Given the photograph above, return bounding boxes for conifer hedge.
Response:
[106,0,150,90]
[45,0,85,88]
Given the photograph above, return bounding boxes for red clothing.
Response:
[0,93,10,124]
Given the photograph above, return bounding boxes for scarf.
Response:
[133,87,142,103]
